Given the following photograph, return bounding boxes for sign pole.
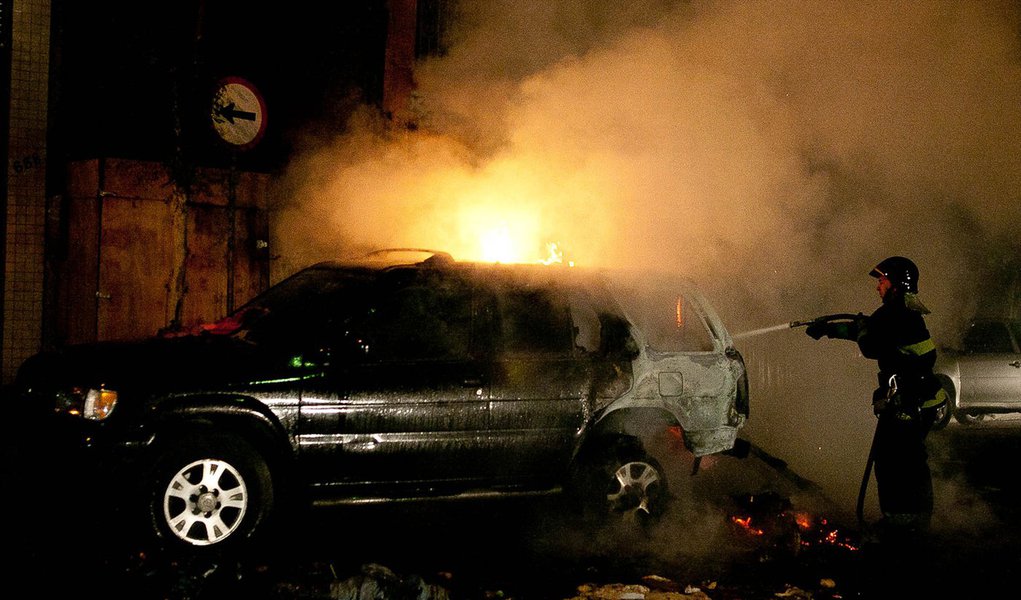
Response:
[226,150,237,314]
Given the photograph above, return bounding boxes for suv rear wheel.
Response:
[149,433,274,550]
[574,438,669,529]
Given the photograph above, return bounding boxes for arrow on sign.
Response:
[211,77,266,149]
[216,102,257,124]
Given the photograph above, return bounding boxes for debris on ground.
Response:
[568,582,713,600]
[329,563,450,600]
[773,584,812,599]
[640,574,681,592]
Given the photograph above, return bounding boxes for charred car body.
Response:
[12,250,748,550]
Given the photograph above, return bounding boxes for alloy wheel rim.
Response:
[606,461,661,522]
[162,458,248,546]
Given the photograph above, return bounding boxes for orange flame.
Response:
[479,225,517,263]
[731,515,765,536]
[789,511,860,552]
[541,242,574,266]
[794,511,812,530]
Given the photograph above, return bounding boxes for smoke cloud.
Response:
[273,0,1021,525]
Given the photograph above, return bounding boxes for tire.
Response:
[573,437,669,529]
[955,410,985,425]
[930,375,955,430]
[930,403,952,430]
[149,432,274,551]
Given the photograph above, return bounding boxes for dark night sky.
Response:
[49,0,391,173]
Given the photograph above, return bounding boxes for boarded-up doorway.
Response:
[49,158,270,346]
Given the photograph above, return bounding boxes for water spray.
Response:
[733,314,860,340]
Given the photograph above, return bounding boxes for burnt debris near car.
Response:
[11,249,748,552]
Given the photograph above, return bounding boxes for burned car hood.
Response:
[14,334,291,394]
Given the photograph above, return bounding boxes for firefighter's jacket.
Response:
[825,295,946,413]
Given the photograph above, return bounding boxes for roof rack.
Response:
[361,248,455,266]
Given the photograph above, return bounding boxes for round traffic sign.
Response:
[211,77,267,149]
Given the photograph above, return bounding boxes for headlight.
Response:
[55,386,118,420]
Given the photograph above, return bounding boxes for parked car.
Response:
[10,249,748,551]
[934,317,1021,427]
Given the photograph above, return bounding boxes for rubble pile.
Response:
[329,563,451,600]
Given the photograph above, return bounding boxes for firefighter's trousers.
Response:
[873,409,935,524]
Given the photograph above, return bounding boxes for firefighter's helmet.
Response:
[869,256,919,294]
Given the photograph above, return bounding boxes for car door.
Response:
[297,267,492,494]
[958,320,1021,410]
[483,273,596,487]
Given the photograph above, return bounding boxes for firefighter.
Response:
[805,256,946,535]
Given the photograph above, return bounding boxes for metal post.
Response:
[226,151,237,315]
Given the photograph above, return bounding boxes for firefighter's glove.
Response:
[805,322,827,340]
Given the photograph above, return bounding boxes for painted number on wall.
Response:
[11,153,42,175]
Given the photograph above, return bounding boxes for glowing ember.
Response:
[729,494,861,555]
[794,511,812,530]
[822,528,859,552]
[731,515,765,536]
[790,512,860,552]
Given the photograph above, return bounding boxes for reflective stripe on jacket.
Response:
[856,296,943,409]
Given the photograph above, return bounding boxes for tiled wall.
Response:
[3,0,49,382]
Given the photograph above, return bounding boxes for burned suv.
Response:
[12,250,748,550]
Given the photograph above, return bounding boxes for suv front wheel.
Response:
[930,375,955,430]
[149,432,274,550]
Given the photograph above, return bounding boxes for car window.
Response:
[354,269,473,362]
[232,269,363,350]
[569,299,601,353]
[637,293,715,353]
[497,286,575,354]
[964,321,1014,354]
[602,276,717,353]
[649,293,714,351]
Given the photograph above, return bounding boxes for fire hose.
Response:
[733,313,862,340]
[734,313,879,527]
[857,417,880,529]
[855,374,896,528]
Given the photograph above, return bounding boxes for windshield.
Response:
[226,266,369,347]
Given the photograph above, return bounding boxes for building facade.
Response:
[2,0,49,382]
[1,0,447,383]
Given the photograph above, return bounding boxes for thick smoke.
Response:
[276,0,1020,323]
[274,0,1021,527]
